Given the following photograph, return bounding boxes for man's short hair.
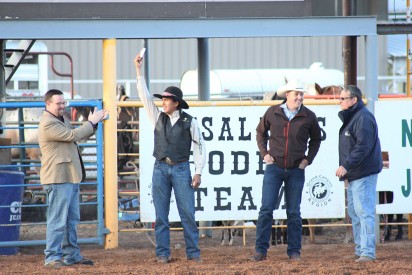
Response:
[44,89,64,103]
[341,85,362,101]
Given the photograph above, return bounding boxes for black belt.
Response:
[161,157,177,165]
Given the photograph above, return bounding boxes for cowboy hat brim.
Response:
[153,94,189,109]
[276,85,307,98]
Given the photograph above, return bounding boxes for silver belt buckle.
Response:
[165,157,176,165]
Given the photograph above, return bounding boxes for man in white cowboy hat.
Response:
[134,53,206,264]
[249,79,322,261]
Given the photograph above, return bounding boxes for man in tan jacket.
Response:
[39,89,108,269]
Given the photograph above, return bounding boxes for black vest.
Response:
[153,112,193,163]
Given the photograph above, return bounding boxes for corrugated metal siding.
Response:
[210,37,345,70]
[43,35,387,99]
[45,39,103,98]
[148,38,198,94]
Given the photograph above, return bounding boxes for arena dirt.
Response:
[1,221,411,274]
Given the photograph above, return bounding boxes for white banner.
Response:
[375,101,412,214]
[139,104,345,222]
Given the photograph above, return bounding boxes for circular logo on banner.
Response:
[306,175,333,207]
[10,201,21,214]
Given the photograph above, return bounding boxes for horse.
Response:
[270,219,318,245]
[3,91,87,172]
[4,104,94,172]
[318,85,342,96]
[271,219,287,245]
[218,220,244,246]
[379,151,404,242]
[43,84,139,173]
[4,107,44,174]
[116,84,139,173]
[379,191,404,242]
[4,105,91,223]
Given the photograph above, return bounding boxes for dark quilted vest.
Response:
[153,112,192,163]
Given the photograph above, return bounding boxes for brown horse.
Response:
[318,85,342,96]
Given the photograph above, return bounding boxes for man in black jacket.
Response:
[335,85,382,263]
[249,80,322,261]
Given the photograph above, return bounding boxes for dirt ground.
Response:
[1,221,411,275]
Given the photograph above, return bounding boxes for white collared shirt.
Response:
[281,103,300,121]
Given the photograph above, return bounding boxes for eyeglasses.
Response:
[55,101,68,106]
[339,96,353,101]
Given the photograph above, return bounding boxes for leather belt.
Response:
[162,157,177,165]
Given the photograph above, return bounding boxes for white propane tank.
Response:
[180,62,344,99]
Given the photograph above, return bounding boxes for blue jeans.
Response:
[152,160,200,259]
[44,183,84,265]
[255,164,304,257]
[347,174,378,259]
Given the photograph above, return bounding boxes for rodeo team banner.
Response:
[375,101,412,215]
[139,104,346,222]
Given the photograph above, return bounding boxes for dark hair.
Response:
[44,89,64,103]
[173,99,181,110]
[164,86,183,110]
[341,85,362,101]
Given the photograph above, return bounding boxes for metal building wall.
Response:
[43,36,387,99]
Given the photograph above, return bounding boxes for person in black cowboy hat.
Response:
[134,52,206,264]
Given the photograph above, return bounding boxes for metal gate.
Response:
[0,100,105,249]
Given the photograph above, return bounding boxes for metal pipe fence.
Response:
[0,100,105,248]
